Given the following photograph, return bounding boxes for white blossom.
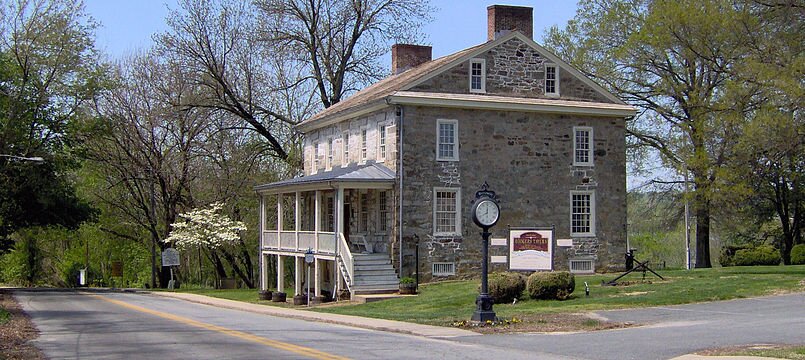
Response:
[164,203,247,250]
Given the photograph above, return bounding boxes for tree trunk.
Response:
[695,192,712,268]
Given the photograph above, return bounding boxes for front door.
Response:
[343,203,351,243]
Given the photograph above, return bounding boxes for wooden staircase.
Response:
[347,253,399,295]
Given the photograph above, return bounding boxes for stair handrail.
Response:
[337,232,354,292]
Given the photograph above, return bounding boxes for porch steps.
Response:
[350,253,399,295]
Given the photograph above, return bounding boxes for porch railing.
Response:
[262,230,336,255]
[337,232,354,292]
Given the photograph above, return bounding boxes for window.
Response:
[469,58,486,93]
[436,119,458,161]
[573,127,593,166]
[312,142,319,172]
[432,262,456,277]
[360,129,368,161]
[326,138,334,169]
[433,188,461,235]
[378,191,389,232]
[358,192,369,233]
[378,125,387,160]
[325,195,334,232]
[342,132,350,165]
[570,191,595,236]
[545,64,559,96]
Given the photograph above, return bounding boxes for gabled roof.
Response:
[297,31,630,133]
[254,162,395,194]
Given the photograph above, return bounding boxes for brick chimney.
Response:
[487,5,533,41]
[391,44,432,74]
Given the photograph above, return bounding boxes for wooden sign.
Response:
[111,261,123,277]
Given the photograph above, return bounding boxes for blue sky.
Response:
[85,1,579,60]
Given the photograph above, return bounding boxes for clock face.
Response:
[475,199,499,226]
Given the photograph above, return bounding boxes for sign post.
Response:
[304,248,314,307]
[162,248,180,290]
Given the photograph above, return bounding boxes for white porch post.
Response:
[294,256,303,296]
[261,253,269,291]
[277,255,285,293]
[258,194,265,290]
[295,191,301,250]
[314,190,321,251]
[335,187,344,295]
[277,193,283,249]
[314,258,322,297]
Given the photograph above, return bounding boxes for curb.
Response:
[147,291,480,338]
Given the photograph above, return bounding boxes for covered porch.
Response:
[256,163,399,300]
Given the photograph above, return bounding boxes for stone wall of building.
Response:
[399,105,627,281]
[410,38,612,103]
[304,107,398,176]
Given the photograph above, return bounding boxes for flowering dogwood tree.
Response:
[164,203,247,250]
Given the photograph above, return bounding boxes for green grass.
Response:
[313,265,805,326]
[705,345,805,359]
[161,286,299,307]
[0,307,10,325]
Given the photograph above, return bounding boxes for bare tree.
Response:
[256,0,432,108]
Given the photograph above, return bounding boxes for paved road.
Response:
[15,289,566,360]
[463,293,805,360]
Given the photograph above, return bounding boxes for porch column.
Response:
[276,255,285,294]
[258,194,265,290]
[314,190,321,251]
[335,186,345,296]
[314,258,322,297]
[295,191,301,250]
[294,256,303,295]
[261,253,269,291]
[277,193,283,249]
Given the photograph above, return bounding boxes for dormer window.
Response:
[545,64,559,96]
[469,58,486,93]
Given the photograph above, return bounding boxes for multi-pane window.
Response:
[360,129,368,161]
[327,138,334,169]
[378,125,387,160]
[573,127,593,166]
[343,132,350,164]
[571,191,595,236]
[433,188,461,235]
[436,119,458,161]
[545,64,558,95]
[312,142,319,171]
[325,195,334,232]
[359,192,369,233]
[469,58,485,93]
[378,191,388,232]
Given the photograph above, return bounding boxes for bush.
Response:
[733,245,781,266]
[526,271,575,300]
[790,244,805,265]
[719,245,752,267]
[486,272,526,304]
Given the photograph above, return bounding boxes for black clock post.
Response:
[471,182,499,322]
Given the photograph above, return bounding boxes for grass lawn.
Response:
[0,307,9,325]
[700,344,805,359]
[313,265,805,326]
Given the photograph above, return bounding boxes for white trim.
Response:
[341,131,350,166]
[433,187,462,236]
[311,141,319,174]
[469,58,486,93]
[573,126,594,167]
[326,137,334,170]
[359,127,368,163]
[436,119,459,161]
[297,102,388,133]
[388,91,636,117]
[545,64,559,97]
[570,190,596,237]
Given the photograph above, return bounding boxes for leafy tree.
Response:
[0,0,103,251]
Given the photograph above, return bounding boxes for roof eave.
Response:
[295,101,390,133]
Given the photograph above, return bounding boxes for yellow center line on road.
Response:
[86,293,350,360]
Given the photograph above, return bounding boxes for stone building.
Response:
[255,5,636,300]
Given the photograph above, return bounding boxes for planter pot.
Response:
[399,283,417,295]
[293,294,307,305]
[271,292,287,303]
[258,290,272,301]
[311,295,325,305]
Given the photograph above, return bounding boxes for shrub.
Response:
[790,244,805,265]
[526,271,575,300]
[733,245,781,266]
[486,272,526,304]
[719,245,752,267]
